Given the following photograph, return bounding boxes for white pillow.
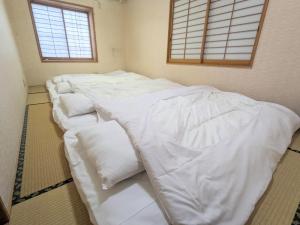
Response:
[77,121,144,190]
[60,93,94,117]
[55,82,72,94]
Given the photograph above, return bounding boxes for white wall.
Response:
[124,0,300,115]
[5,0,125,86]
[0,0,27,214]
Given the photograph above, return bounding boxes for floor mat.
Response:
[9,183,92,225]
[28,85,47,94]
[20,103,71,197]
[27,93,50,105]
[247,150,300,225]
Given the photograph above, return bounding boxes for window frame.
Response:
[166,0,269,67]
[28,0,98,63]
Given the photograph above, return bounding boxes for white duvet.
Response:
[52,70,126,83]
[93,86,300,225]
[73,78,182,101]
[66,72,150,94]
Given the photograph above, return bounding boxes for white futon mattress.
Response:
[64,129,169,225]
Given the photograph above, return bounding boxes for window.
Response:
[167,0,269,67]
[28,0,97,62]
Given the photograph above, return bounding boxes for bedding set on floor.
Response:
[47,71,300,225]
[46,71,129,130]
[47,71,180,130]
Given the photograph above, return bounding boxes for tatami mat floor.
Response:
[27,85,50,105]
[20,103,70,197]
[9,183,91,225]
[247,151,300,225]
[10,88,91,225]
[27,93,50,105]
[28,85,47,94]
[8,86,300,225]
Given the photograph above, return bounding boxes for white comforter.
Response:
[71,77,181,101]
[93,86,300,225]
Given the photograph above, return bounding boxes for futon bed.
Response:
[62,84,300,225]
[46,71,138,130]
[64,128,169,225]
[46,71,181,131]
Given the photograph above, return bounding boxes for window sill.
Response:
[41,58,98,63]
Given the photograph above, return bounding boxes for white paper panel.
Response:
[204,0,265,61]
[171,54,185,59]
[204,53,224,60]
[32,3,68,58]
[174,0,189,7]
[172,43,185,50]
[227,38,255,47]
[170,0,206,60]
[186,42,202,49]
[225,53,252,60]
[172,49,185,55]
[186,36,203,44]
[31,3,92,59]
[185,54,201,59]
[170,0,266,62]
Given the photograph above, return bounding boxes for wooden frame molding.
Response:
[28,0,98,63]
[167,0,269,67]
[0,197,9,224]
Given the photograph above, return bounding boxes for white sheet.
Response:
[64,129,169,225]
[53,73,104,84]
[69,72,151,94]
[47,71,151,106]
[52,70,127,84]
[93,86,300,225]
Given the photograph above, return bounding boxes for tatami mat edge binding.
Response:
[12,105,72,205]
[9,183,92,225]
[12,105,28,204]
[13,178,73,205]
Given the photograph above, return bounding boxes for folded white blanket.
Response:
[60,93,94,117]
[76,121,144,190]
[93,86,300,225]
